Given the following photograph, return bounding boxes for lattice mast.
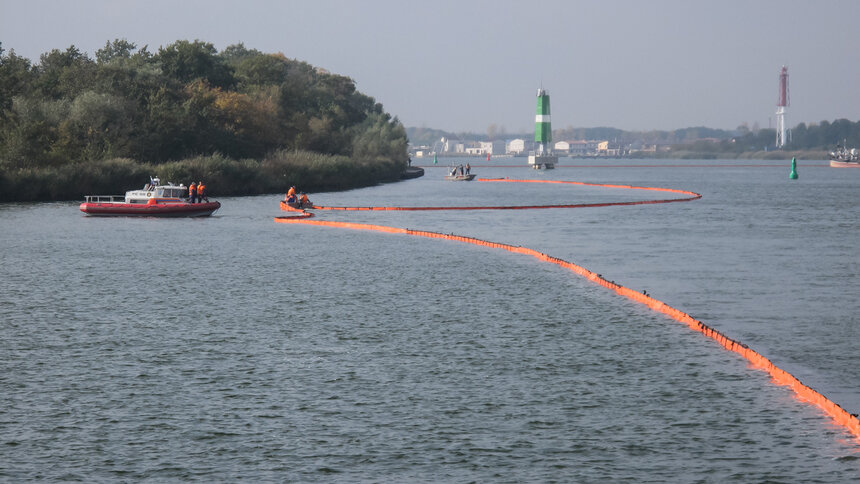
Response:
[776,66,789,148]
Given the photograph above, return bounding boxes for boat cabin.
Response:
[125,178,187,204]
[81,177,202,205]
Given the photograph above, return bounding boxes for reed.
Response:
[0,151,407,202]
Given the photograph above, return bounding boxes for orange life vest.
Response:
[189,184,197,195]
[197,184,205,194]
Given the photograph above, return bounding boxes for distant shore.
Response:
[414,150,829,161]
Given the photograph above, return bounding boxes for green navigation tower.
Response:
[528,88,558,169]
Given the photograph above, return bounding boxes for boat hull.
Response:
[444,174,476,181]
[280,200,313,210]
[830,159,860,168]
[80,201,221,217]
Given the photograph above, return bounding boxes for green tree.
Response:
[155,40,235,89]
[234,53,290,88]
[95,39,138,64]
[1,39,413,177]
[0,44,35,116]
[219,43,263,63]
[52,91,136,162]
[0,96,69,168]
[34,46,96,99]
[351,111,408,162]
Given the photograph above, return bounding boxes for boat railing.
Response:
[84,195,125,203]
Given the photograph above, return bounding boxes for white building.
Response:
[507,138,531,154]
[480,140,506,154]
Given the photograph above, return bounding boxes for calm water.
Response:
[1,158,858,482]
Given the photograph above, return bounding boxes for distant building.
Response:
[507,138,533,154]
[553,140,589,155]
[569,140,589,156]
[596,140,623,157]
[480,140,506,154]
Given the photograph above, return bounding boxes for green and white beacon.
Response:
[528,88,558,170]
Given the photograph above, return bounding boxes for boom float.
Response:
[275,178,860,441]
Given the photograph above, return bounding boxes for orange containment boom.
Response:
[274,179,860,441]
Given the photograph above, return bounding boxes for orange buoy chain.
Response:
[282,178,701,212]
[274,179,860,441]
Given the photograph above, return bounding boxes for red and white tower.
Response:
[775,65,789,148]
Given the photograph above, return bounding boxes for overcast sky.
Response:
[2,0,858,133]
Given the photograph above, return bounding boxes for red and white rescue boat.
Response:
[80,178,221,217]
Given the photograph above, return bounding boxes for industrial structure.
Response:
[775,65,789,148]
[528,88,558,169]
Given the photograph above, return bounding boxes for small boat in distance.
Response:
[80,177,221,217]
[830,144,860,167]
[445,164,475,181]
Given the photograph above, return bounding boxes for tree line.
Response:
[0,40,409,201]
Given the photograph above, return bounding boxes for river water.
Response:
[1,158,858,482]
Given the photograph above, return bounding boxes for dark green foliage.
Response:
[0,40,409,201]
[95,39,139,64]
[233,53,289,87]
[0,43,34,117]
[154,40,236,90]
[34,46,97,100]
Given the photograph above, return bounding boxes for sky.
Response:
[2,0,859,134]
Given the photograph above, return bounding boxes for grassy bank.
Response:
[0,150,407,202]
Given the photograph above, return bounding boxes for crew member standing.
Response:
[287,186,296,200]
[188,182,197,203]
[197,181,206,203]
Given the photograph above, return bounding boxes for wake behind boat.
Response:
[80,178,220,217]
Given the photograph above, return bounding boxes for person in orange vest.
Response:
[299,192,310,207]
[197,181,207,203]
[287,186,296,200]
[188,182,197,203]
